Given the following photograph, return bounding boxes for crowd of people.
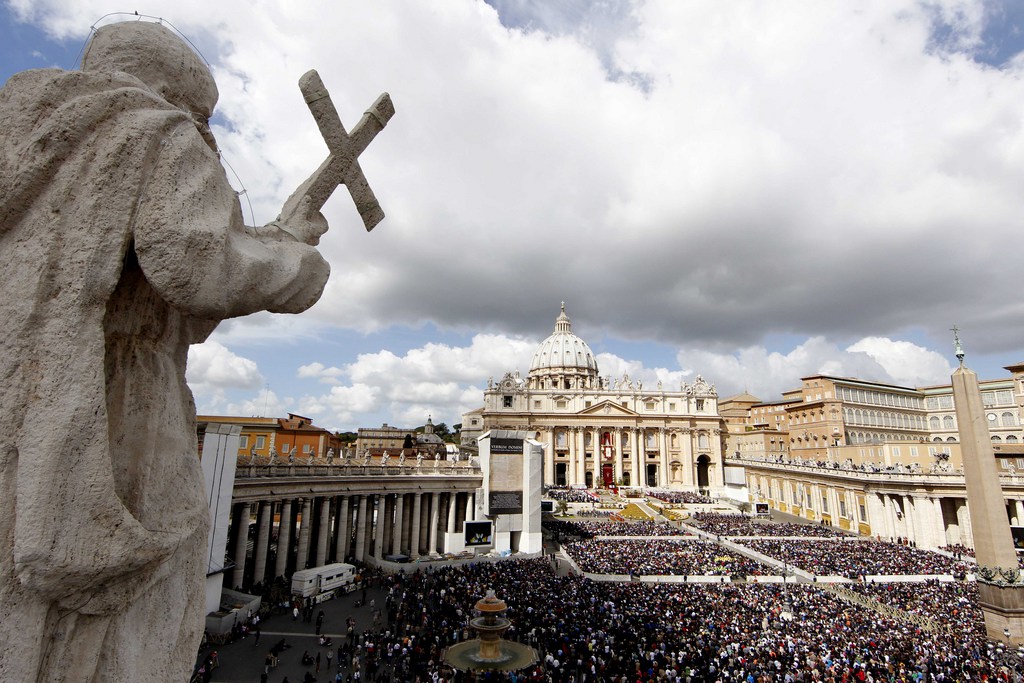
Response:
[685,512,852,538]
[543,519,688,539]
[737,539,972,578]
[266,558,1018,682]
[544,487,601,503]
[565,539,767,576]
[845,579,984,632]
[645,489,714,505]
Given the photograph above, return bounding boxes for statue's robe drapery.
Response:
[0,67,330,682]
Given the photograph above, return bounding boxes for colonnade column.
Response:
[428,492,440,555]
[231,502,251,589]
[354,496,368,562]
[447,492,458,533]
[933,497,948,547]
[334,495,350,563]
[252,501,273,585]
[392,494,406,556]
[1015,500,1024,527]
[275,499,293,578]
[465,491,475,521]
[410,493,423,558]
[592,427,602,487]
[315,497,331,567]
[373,495,386,559]
[295,498,313,570]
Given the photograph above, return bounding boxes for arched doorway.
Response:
[696,454,711,492]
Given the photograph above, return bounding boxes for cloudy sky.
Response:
[3,0,1022,432]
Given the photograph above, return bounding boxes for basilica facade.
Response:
[462,304,725,491]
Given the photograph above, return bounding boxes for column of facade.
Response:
[658,428,669,487]
[373,495,386,559]
[428,493,441,555]
[680,429,694,488]
[334,495,351,562]
[629,428,641,487]
[275,499,294,578]
[410,493,423,558]
[392,494,406,556]
[315,497,332,567]
[353,496,367,562]
[252,501,273,585]
[465,491,475,521]
[1016,500,1024,527]
[590,427,601,487]
[575,428,586,485]
[544,428,556,486]
[231,502,251,589]
[613,428,624,484]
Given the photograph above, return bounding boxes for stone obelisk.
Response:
[952,328,1024,643]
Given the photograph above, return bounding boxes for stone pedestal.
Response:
[978,583,1024,644]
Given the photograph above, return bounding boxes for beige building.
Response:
[463,304,725,491]
[727,363,1024,549]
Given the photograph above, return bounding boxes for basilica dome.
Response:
[529,303,599,381]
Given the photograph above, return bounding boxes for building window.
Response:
[240,436,249,449]
[1003,412,1017,427]
[534,400,541,409]
[255,435,266,449]
[556,400,567,409]
[859,503,867,520]
[645,401,656,410]
[821,494,828,513]
[503,395,513,408]
[669,403,676,411]
[584,401,592,408]
[696,399,704,411]
[839,499,847,518]
[303,444,311,453]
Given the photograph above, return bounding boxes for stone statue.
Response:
[269,444,280,463]
[399,452,407,467]
[0,21,391,683]
[381,451,391,467]
[326,447,335,463]
[417,452,424,468]
[288,451,296,465]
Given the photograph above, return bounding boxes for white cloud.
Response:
[9,1,1021,429]
[187,341,264,410]
[846,337,955,387]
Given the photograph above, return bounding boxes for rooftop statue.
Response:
[0,20,391,682]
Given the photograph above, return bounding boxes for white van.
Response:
[291,562,357,599]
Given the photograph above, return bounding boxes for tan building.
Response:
[463,304,725,491]
[354,418,447,459]
[197,413,342,460]
[730,363,1024,549]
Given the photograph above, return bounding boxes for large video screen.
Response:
[464,520,494,547]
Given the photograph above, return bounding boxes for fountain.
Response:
[443,589,538,672]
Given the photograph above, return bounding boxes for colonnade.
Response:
[226,490,476,591]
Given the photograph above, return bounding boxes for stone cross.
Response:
[296,70,395,231]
